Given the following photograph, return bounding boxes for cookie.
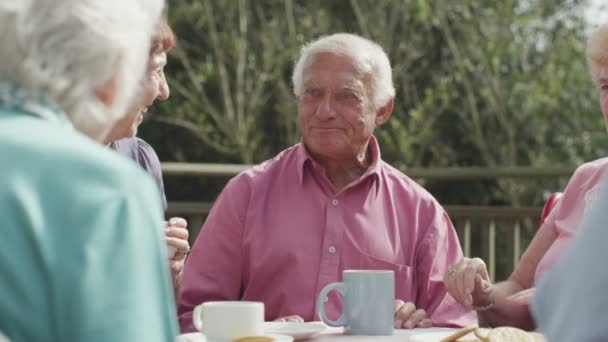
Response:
[474,328,491,341]
[440,326,478,342]
[486,327,537,342]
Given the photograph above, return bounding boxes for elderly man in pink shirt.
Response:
[178,33,476,332]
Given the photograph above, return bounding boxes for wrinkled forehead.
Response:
[302,52,369,90]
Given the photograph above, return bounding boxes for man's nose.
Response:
[315,95,336,120]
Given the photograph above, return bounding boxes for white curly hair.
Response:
[0,0,164,140]
[292,33,395,110]
[587,24,608,85]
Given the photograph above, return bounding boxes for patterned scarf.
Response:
[0,81,69,125]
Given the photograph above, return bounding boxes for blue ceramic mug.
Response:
[317,270,394,335]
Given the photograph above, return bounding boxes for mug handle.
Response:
[317,282,347,327]
[192,305,204,332]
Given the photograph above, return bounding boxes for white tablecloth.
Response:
[176,326,459,342]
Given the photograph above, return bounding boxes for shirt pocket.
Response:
[342,245,416,302]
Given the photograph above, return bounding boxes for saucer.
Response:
[408,328,479,342]
[409,330,467,342]
[264,322,325,340]
[175,332,206,342]
[176,332,293,342]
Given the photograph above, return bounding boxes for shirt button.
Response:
[332,199,339,206]
[324,296,329,303]
[328,246,336,254]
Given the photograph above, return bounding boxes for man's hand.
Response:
[394,299,432,329]
[274,315,305,323]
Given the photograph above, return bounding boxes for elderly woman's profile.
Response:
[0,0,179,341]
[104,18,191,305]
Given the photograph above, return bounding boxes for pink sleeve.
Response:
[509,219,558,288]
[177,176,249,333]
[542,162,593,229]
[510,164,590,288]
[542,190,565,229]
[416,210,477,328]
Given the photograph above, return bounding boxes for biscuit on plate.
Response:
[440,326,478,342]
[485,327,540,342]
[232,336,274,342]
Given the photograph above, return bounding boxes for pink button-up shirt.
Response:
[178,137,475,332]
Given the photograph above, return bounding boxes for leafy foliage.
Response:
[141,0,606,207]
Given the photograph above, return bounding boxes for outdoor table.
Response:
[176,324,460,342]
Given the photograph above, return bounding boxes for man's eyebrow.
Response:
[303,80,319,87]
[340,81,365,92]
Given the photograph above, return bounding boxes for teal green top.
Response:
[0,83,178,341]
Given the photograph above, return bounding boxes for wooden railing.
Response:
[162,162,576,180]
[447,206,541,281]
[163,162,574,281]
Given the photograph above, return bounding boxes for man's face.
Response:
[598,65,608,131]
[110,51,169,141]
[297,53,378,159]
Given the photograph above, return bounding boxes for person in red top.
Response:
[178,33,475,332]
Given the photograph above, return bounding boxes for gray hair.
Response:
[0,0,164,139]
[588,24,608,85]
[292,33,395,109]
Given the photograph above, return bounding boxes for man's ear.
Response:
[374,98,394,126]
[94,74,119,107]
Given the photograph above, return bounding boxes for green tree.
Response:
[144,0,603,207]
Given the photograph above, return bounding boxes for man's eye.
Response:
[338,92,358,100]
[306,89,321,97]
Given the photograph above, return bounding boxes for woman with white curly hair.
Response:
[0,0,178,341]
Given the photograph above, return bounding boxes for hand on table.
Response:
[444,257,494,309]
[394,299,432,329]
[275,299,434,329]
[274,315,304,323]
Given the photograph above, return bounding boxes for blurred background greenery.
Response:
[140,0,608,278]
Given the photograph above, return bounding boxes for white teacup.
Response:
[192,301,264,341]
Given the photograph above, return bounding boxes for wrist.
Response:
[474,302,495,311]
[473,284,495,311]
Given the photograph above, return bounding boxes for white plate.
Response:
[264,322,325,340]
[176,332,293,342]
[175,332,206,342]
[409,330,475,342]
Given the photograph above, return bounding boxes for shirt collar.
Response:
[296,142,311,185]
[0,81,69,125]
[363,135,383,179]
[296,135,383,185]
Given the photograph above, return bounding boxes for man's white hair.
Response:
[0,0,164,140]
[588,24,608,85]
[292,33,395,109]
